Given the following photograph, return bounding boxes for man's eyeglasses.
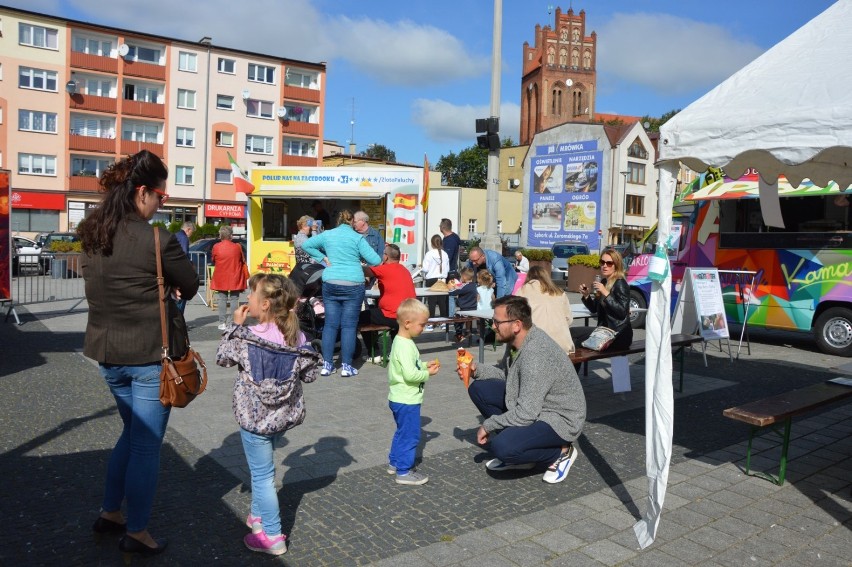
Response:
[599,260,615,267]
[151,189,169,203]
[492,318,517,327]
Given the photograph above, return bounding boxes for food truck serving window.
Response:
[262,199,288,240]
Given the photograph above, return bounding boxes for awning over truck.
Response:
[682,173,847,202]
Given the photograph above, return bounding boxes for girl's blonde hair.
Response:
[247,273,302,347]
[459,267,474,282]
[524,265,562,296]
[477,269,494,287]
[600,248,626,291]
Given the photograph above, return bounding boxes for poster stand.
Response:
[717,269,758,359]
[671,268,733,364]
[3,299,20,325]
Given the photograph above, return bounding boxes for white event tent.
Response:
[634,0,852,548]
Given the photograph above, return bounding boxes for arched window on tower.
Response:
[561,28,568,41]
[572,28,580,42]
[571,49,579,68]
[573,90,583,116]
[547,48,555,65]
[583,50,591,69]
[559,49,567,66]
[552,89,558,115]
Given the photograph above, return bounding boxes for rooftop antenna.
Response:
[348,98,356,154]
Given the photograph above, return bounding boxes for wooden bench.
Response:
[358,324,392,366]
[722,380,852,485]
[569,333,703,393]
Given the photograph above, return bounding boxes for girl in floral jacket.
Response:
[216,274,321,556]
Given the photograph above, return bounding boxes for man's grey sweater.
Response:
[474,326,586,442]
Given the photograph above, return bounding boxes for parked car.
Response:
[13,236,42,268]
[39,232,81,275]
[550,241,590,281]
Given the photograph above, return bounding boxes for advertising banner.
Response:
[1,171,10,302]
[528,141,603,250]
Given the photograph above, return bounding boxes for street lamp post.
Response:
[619,170,629,244]
[480,0,503,253]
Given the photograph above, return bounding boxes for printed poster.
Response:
[528,141,603,250]
[690,269,729,340]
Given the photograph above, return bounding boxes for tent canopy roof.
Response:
[659,0,852,188]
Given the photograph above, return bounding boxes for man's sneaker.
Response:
[320,362,335,376]
[387,463,397,475]
[243,531,287,556]
[340,363,359,377]
[369,355,385,364]
[217,323,228,331]
[395,470,429,485]
[542,445,577,484]
[485,458,536,471]
[245,514,262,534]
[424,324,435,332]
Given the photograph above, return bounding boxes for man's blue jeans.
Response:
[100,363,171,533]
[468,378,563,466]
[321,282,365,366]
[240,428,285,536]
[388,401,421,475]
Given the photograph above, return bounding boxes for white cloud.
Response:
[597,13,764,94]
[412,99,520,145]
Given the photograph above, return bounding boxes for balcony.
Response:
[122,100,165,119]
[69,134,116,153]
[70,51,119,74]
[121,139,164,157]
[281,121,319,137]
[69,94,117,114]
[69,175,102,192]
[280,154,318,167]
[282,85,321,103]
[122,60,166,81]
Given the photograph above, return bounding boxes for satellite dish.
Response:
[512,178,521,188]
[241,89,251,100]
[276,107,287,119]
[565,78,573,87]
[65,80,78,94]
[118,44,130,57]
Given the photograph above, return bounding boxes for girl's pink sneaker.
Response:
[245,514,262,534]
[244,531,287,556]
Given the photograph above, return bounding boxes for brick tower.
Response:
[520,7,597,145]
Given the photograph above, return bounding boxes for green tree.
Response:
[361,143,397,163]
[435,137,516,188]
[639,109,681,132]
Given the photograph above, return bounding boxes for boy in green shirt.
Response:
[387,298,440,485]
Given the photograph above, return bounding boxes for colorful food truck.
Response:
[626,169,852,356]
[245,166,425,276]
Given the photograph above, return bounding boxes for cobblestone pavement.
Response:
[1,295,849,566]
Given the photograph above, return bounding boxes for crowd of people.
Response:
[79,154,627,559]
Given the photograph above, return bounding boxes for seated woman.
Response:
[515,265,574,356]
[573,248,632,351]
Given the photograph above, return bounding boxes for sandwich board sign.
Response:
[672,268,730,341]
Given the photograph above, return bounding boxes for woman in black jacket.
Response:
[574,248,632,350]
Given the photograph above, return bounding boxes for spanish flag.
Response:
[421,154,430,212]
[393,193,417,209]
[228,152,255,194]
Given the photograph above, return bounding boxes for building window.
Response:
[72,34,112,56]
[124,82,159,103]
[627,162,646,184]
[246,134,273,154]
[18,153,56,175]
[627,138,648,160]
[626,195,645,216]
[216,131,234,147]
[560,28,568,41]
[559,49,567,66]
[86,78,114,97]
[468,219,477,235]
[175,165,194,185]
[71,156,111,176]
[282,104,316,123]
[18,110,57,133]
[19,67,58,92]
[547,48,555,65]
[177,88,196,109]
[71,116,115,138]
[217,58,235,74]
[571,49,579,67]
[583,50,591,69]
[126,44,161,64]
[572,28,580,42]
[216,94,234,110]
[11,209,59,232]
[508,156,515,167]
[248,63,275,84]
[121,120,161,143]
[283,138,315,157]
[497,220,503,233]
[178,51,197,72]
[175,127,195,147]
[246,99,273,119]
[214,168,232,184]
[284,68,318,89]
[19,23,58,49]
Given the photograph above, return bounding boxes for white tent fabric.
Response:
[638,0,852,548]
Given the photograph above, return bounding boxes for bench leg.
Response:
[379,330,390,368]
[677,346,685,393]
[744,418,792,486]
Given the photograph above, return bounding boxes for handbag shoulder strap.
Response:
[154,227,169,359]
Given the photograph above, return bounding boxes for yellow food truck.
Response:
[245,166,425,275]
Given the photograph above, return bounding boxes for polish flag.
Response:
[228,152,255,194]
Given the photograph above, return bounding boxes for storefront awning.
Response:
[251,185,391,199]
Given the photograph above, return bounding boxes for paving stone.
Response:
[579,540,637,566]
[496,540,557,566]
[530,528,586,554]
[414,540,474,566]
[457,550,522,567]
[683,524,737,552]
[658,537,715,564]
[621,548,683,567]
[544,550,605,566]
[561,517,619,542]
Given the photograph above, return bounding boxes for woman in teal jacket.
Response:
[303,209,382,377]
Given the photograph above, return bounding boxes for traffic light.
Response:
[475,117,500,151]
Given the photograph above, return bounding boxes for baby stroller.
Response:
[289,262,362,358]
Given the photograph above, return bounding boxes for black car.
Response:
[39,232,81,275]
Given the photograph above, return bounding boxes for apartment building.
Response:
[0,6,326,235]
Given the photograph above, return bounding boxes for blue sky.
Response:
[13,0,839,165]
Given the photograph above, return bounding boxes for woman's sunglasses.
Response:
[599,260,615,267]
